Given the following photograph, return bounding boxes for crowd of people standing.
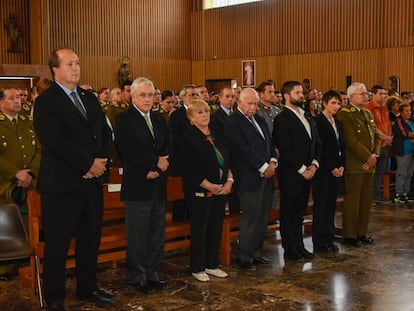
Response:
[2,47,414,311]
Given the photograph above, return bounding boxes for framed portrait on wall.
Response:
[242,60,255,87]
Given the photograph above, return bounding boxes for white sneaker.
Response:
[205,268,228,278]
[192,271,210,282]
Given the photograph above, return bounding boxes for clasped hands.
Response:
[146,155,169,180]
[204,180,233,196]
[260,161,277,178]
[15,169,33,188]
[331,166,344,177]
[302,164,317,180]
[83,158,108,179]
[362,154,377,171]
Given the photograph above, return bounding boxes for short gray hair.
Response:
[179,84,196,99]
[131,77,154,95]
[239,87,259,103]
[347,82,366,97]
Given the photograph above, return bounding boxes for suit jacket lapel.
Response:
[286,108,311,141]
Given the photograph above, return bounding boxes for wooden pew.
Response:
[21,167,344,288]
[20,176,190,290]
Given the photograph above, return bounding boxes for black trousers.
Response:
[312,169,341,248]
[279,176,311,252]
[187,195,226,273]
[41,188,103,303]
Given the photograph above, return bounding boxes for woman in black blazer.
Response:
[179,99,233,282]
[312,90,345,252]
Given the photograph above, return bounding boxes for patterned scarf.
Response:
[205,134,224,167]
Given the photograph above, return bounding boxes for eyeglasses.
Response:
[186,93,199,97]
[353,92,371,97]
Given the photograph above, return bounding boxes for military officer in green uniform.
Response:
[17,87,34,117]
[0,87,41,277]
[106,86,129,126]
[336,82,380,247]
[0,87,40,207]
[152,90,176,122]
[106,85,131,167]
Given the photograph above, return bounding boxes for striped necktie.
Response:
[143,114,154,138]
[71,92,88,119]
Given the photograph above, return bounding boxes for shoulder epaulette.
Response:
[340,107,351,112]
[0,115,5,121]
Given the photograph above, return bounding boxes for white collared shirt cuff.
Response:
[259,163,268,173]
[297,165,307,174]
[312,159,319,168]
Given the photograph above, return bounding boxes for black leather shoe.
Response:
[253,256,272,265]
[237,259,257,271]
[132,281,155,294]
[47,301,66,311]
[148,280,168,291]
[284,250,305,262]
[327,243,339,252]
[297,248,316,259]
[77,288,115,307]
[358,236,374,244]
[343,238,362,247]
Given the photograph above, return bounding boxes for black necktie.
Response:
[71,92,87,119]
[249,116,264,138]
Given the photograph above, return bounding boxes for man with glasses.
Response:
[169,84,200,175]
[115,77,171,294]
[365,85,392,204]
[336,82,380,247]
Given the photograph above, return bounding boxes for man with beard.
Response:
[273,81,321,261]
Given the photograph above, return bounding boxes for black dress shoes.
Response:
[297,248,316,259]
[314,243,339,253]
[253,256,272,265]
[77,287,115,307]
[237,259,257,271]
[284,249,305,262]
[327,243,339,252]
[358,236,374,244]
[47,301,66,311]
[343,238,362,247]
[148,280,168,291]
[133,280,155,294]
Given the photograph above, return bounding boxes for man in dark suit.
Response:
[227,88,277,271]
[168,84,199,176]
[34,48,114,311]
[273,80,321,262]
[209,86,235,134]
[114,77,172,294]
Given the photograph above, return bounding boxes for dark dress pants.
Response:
[41,188,103,303]
[238,178,273,262]
[279,175,311,253]
[312,169,340,248]
[187,195,226,273]
[124,194,166,284]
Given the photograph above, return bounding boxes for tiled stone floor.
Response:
[1,203,414,310]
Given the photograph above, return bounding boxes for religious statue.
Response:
[118,56,133,87]
[4,13,22,53]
